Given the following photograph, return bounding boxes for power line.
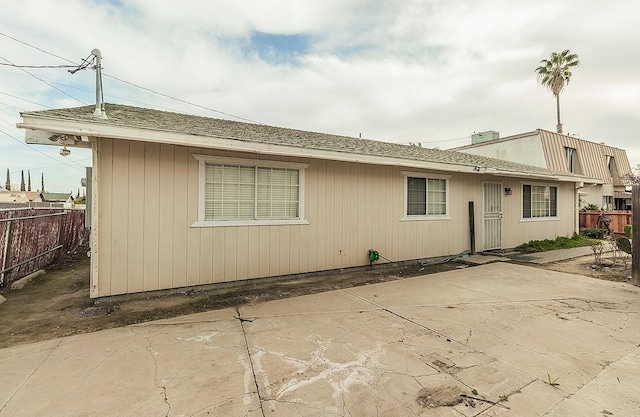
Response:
[0,32,75,64]
[0,126,86,170]
[401,136,471,145]
[102,73,265,125]
[0,91,52,109]
[0,54,87,106]
[0,62,77,69]
[0,31,264,124]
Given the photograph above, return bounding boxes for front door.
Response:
[483,182,502,250]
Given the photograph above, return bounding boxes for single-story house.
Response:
[0,191,42,204]
[41,192,75,209]
[18,104,600,298]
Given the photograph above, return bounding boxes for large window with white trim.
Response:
[522,184,557,219]
[194,155,307,226]
[403,172,449,218]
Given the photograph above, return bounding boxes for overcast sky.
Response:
[1,0,638,193]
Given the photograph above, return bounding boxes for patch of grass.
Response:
[516,233,598,253]
[546,373,560,387]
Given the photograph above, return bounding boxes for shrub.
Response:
[581,203,600,211]
[580,228,603,239]
[624,224,632,238]
[617,237,632,255]
[516,233,596,253]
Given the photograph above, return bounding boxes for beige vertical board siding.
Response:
[212,227,225,282]
[127,141,145,293]
[96,140,581,297]
[172,146,188,289]
[356,164,367,261]
[258,225,270,278]
[307,161,319,272]
[315,160,327,270]
[142,142,160,292]
[268,226,280,276]
[235,226,249,280]
[225,227,238,281]
[325,160,337,269]
[199,226,213,284]
[158,144,175,290]
[504,180,575,248]
[342,162,353,268]
[278,225,290,274]
[109,140,130,296]
[246,226,260,279]
[97,140,112,297]
[289,225,301,273]
[391,167,403,261]
[90,141,100,298]
[186,148,201,286]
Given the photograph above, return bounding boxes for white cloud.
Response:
[1,0,639,194]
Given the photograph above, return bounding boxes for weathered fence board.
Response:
[579,210,632,235]
[0,208,86,286]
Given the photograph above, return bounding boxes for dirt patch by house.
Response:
[0,247,462,349]
[1,248,634,349]
[539,253,633,283]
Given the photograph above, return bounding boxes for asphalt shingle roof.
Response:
[22,104,588,180]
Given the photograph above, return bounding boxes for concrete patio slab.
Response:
[1,262,639,416]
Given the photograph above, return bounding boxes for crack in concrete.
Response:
[236,307,267,417]
[345,290,486,354]
[133,328,171,417]
[186,394,262,417]
[0,338,63,414]
[543,346,640,416]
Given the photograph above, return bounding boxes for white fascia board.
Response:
[18,115,580,182]
[486,170,603,184]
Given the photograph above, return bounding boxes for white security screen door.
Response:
[483,182,502,250]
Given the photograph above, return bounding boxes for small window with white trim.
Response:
[522,184,558,219]
[402,172,450,219]
[194,155,308,226]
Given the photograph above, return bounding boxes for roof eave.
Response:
[18,114,585,183]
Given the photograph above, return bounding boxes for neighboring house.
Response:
[454,129,633,210]
[18,105,599,298]
[41,192,75,208]
[0,191,43,204]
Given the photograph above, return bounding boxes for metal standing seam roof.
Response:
[20,104,592,181]
[454,129,632,183]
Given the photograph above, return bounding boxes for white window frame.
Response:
[192,155,309,227]
[401,171,451,221]
[520,182,559,222]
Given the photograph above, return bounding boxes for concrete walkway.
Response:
[460,246,598,266]
[1,263,639,416]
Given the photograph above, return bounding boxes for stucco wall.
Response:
[91,138,577,297]
[458,135,547,168]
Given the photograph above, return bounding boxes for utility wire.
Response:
[0,30,263,124]
[0,54,87,106]
[0,126,86,170]
[402,136,470,145]
[0,62,77,69]
[0,91,52,109]
[103,73,265,125]
[0,32,75,64]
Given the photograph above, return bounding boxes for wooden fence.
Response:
[0,208,86,286]
[579,210,632,235]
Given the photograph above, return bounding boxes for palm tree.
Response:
[535,49,580,134]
